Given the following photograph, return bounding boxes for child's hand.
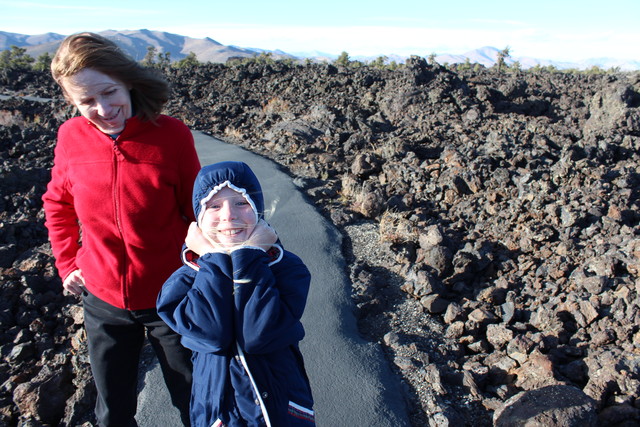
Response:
[243,219,278,251]
[186,222,226,255]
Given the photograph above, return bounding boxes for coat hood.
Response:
[192,161,264,226]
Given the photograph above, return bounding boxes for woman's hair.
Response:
[51,32,169,122]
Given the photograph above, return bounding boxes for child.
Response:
[157,161,315,427]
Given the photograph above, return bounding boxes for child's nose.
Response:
[221,203,236,220]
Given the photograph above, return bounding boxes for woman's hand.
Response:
[63,269,85,295]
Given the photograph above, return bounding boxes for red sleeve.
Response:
[42,132,81,281]
[176,124,201,222]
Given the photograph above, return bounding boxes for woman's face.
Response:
[61,68,133,135]
[200,186,258,247]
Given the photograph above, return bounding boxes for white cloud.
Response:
[164,24,633,61]
[2,4,637,63]
[166,25,505,56]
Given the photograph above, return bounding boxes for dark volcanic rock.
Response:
[2,62,640,426]
[493,385,598,426]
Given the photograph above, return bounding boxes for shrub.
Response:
[0,46,35,70]
[174,52,199,68]
[335,51,350,67]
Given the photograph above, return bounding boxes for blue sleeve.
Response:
[230,248,311,354]
[156,253,235,353]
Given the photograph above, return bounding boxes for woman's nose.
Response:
[95,98,110,116]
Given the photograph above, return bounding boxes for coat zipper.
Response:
[236,342,272,427]
[112,139,129,307]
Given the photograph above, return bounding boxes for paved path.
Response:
[136,132,410,426]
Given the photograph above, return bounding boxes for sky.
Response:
[1,0,638,62]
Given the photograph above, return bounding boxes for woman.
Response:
[42,32,200,426]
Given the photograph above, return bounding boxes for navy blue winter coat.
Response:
[157,161,315,427]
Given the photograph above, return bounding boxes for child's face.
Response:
[201,186,257,247]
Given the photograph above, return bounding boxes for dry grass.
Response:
[263,97,292,116]
[378,209,418,244]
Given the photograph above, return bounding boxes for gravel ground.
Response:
[342,221,492,426]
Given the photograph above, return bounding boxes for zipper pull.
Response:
[112,142,126,161]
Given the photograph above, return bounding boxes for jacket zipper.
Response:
[112,139,129,307]
[236,342,272,427]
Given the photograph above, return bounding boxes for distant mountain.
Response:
[0,31,65,48]
[0,29,294,64]
[433,46,640,71]
[306,46,640,71]
[1,30,638,70]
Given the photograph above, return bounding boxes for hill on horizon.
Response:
[1,29,638,70]
[0,29,292,64]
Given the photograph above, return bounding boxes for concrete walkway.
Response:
[136,132,410,426]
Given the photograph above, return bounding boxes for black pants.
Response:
[83,291,193,427]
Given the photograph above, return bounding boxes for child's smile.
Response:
[201,186,257,247]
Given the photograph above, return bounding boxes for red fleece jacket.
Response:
[43,115,201,310]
